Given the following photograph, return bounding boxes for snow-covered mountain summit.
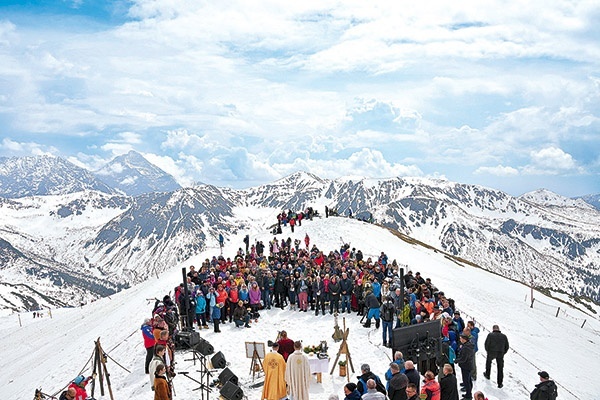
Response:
[0,155,114,198]
[94,150,181,196]
[520,189,593,209]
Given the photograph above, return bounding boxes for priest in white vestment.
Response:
[285,341,312,400]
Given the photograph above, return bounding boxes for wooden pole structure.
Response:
[330,317,354,382]
[96,338,105,397]
[100,346,115,400]
[90,342,99,399]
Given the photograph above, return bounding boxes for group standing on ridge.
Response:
[131,206,557,400]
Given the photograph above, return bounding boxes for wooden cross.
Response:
[329,318,354,381]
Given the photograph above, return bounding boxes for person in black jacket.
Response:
[339,272,354,313]
[329,275,342,314]
[312,275,326,315]
[455,334,474,400]
[530,371,558,400]
[387,362,409,400]
[273,269,287,309]
[406,383,420,400]
[380,296,396,347]
[356,364,385,396]
[483,324,509,388]
[343,382,361,400]
[440,364,459,400]
[403,360,420,392]
[363,290,381,328]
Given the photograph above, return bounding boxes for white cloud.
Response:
[474,165,520,176]
[118,132,143,144]
[273,148,422,181]
[100,142,135,155]
[143,153,192,187]
[527,146,579,173]
[1,0,599,195]
[0,138,57,156]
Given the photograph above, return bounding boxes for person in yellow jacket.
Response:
[262,342,287,400]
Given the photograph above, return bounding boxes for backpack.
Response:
[382,303,395,321]
[359,375,387,397]
[547,382,558,400]
[448,346,456,364]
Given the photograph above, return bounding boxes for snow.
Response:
[2,217,599,400]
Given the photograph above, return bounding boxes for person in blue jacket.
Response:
[212,302,223,333]
[467,320,480,380]
[195,291,207,328]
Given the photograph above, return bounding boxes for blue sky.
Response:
[0,0,599,196]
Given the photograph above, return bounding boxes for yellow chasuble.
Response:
[262,350,287,400]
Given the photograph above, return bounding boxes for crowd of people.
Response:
[137,213,557,400]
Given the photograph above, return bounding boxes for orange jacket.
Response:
[421,379,440,400]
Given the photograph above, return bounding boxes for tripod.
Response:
[179,371,213,398]
[182,350,213,400]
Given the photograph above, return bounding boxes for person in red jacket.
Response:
[68,374,93,400]
[277,330,295,361]
[141,318,156,374]
[228,283,239,323]
[421,370,440,400]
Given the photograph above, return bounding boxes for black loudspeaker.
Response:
[174,330,200,349]
[211,351,227,369]
[220,381,243,400]
[194,337,214,355]
[218,367,238,386]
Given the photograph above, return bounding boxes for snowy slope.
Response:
[2,217,598,400]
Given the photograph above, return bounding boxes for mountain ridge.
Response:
[0,161,598,312]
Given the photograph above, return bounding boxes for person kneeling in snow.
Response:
[68,374,93,400]
[233,300,251,328]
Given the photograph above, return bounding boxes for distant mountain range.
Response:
[0,156,599,313]
[0,150,179,198]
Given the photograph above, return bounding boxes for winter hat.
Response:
[345,382,357,392]
[538,371,550,379]
[73,375,85,385]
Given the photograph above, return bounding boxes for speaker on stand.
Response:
[194,337,214,355]
[218,367,238,386]
[211,351,227,369]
